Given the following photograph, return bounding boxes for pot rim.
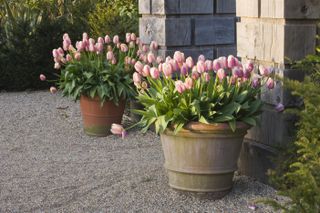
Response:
[80,95,126,103]
[184,121,250,132]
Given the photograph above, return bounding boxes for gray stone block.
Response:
[216,0,236,14]
[165,18,192,46]
[152,0,214,14]
[139,0,151,14]
[139,17,166,46]
[195,17,236,45]
[216,46,237,57]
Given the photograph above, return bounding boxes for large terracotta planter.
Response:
[80,95,125,137]
[160,122,249,197]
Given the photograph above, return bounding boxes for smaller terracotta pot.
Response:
[80,95,125,137]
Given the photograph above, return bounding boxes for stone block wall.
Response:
[139,0,237,60]
[237,0,320,183]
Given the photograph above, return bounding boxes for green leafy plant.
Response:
[130,52,275,134]
[42,32,144,104]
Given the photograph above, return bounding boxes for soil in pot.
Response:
[80,95,125,137]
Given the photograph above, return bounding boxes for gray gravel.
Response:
[0,91,283,212]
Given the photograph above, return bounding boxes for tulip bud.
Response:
[129,41,135,49]
[57,48,64,56]
[217,69,226,80]
[266,78,275,89]
[275,103,285,112]
[175,80,186,94]
[150,67,160,79]
[112,58,117,65]
[89,38,95,45]
[197,60,206,73]
[131,59,136,65]
[113,35,120,44]
[186,57,194,68]
[54,63,61,70]
[133,72,142,86]
[163,62,173,78]
[50,87,57,94]
[142,65,151,77]
[142,45,148,52]
[104,35,111,43]
[173,51,185,64]
[106,51,114,60]
[63,40,71,51]
[95,43,104,54]
[120,44,128,52]
[170,59,179,72]
[205,60,213,71]
[39,74,46,81]
[246,60,254,72]
[251,77,260,88]
[213,59,221,71]
[126,33,131,43]
[184,77,193,90]
[218,57,227,68]
[131,33,137,41]
[82,33,89,40]
[156,56,164,64]
[74,52,81,61]
[227,55,237,69]
[204,73,210,82]
[191,69,200,80]
[147,52,156,64]
[232,67,243,78]
[89,43,95,52]
[150,41,158,50]
[66,54,72,62]
[52,49,59,58]
[134,61,144,74]
[198,55,205,62]
[180,63,189,76]
[259,65,273,77]
[158,63,163,72]
[110,124,127,139]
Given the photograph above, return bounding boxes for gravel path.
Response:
[0,91,282,212]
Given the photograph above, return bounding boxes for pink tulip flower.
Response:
[186,57,194,68]
[106,51,114,60]
[163,62,173,78]
[217,68,226,80]
[134,61,144,74]
[97,37,104,44]
[82,32,89,40]
[52,49,59,58]
[233,67,243,78]
[54,63,61,69]
[205,60,213,71]
[198,54,205,62]
[126,33,131,43]
[104,35,111,43]
[184,77,193,89]
[120,44,128,52]
[218,57,227,68]
[74,52,81,61]
[39,74,46,81]
[191,69,200,80]
[197,60,206,73]
[259,65,273,76]
[63,33,70,40]
[227,55,237,69]
[213,59,221,71]
[180,63,189,76]
[246,60,254,72]
[131,59,136,65]
[113,35,120,44]
[173,51,185,64]
[66,54,72,62]
[133,72,142,86]
[89,43,96,52]
[156,56,164,64]
[131,33,137,41]
[142,45,149,53]
[63,40,71,51]
[150,41,158,50]
[110,124,127,139]
[147,52,156,64]
[50,87,57,94]
[111,58,117,65]
[142,65,151,77]
[204,73,210,82]
[57,48,64,56]
[150,67,160,79]
[95,43,104,54]
[76,41,84,52]
[169,59,179,72]
[165,56,172,63]
[251,77,260,88]
[275,103,285,112]
[89,38,95,45]
[266,78,275,89]
[175,80,186,94]
[158,63,163,72]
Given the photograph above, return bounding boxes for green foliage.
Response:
[88,0,138,38]
[135,72,268,134]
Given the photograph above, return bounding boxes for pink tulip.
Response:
[227,55,237,69]
[213,59,221,71]
[111,58,117,65]
[197,60,206,73]
[39,74,46,81]
[104,35,111,43]
[230,76,237,85]
[97,37,104,44]
[266,78,275,89]
[156,56,164,64]
[246,60,254,72]
[169,59,179,72]
[147,52,156,64]
[63,33,70,40]
[95,43,104,54]
[165,56,172,63]
[217,68,226,80]
[251,77,260,88]
[60,57,66,64]
[275,103,285,112]
[191,69,200,80]
[175,80,186,94]
[66,54,72,62]
[129,41,135,49]
[126,33,131,43]
[106,51,114,60]
[134,61,144,74]
[233,67,243,78]
[74,52,81,60]
[133,72,142,86]
[63,40,71,51]
[57,48,64,56]
[82,33,89,40]
[150,41,158,50]
[142,65,150,77]
[76,41,84,52]
[50,87,57,94]
[163,62,173,78]
[158,63,163,72]
[184,77,193,89]
[204,73,210,82]
[186,57,194,68]
[173,51,185,64]
[150,67,160,79]
[131,59,136,65]
[180,63,189,76]
[218,57,227,68]
[125,56,131,65]
[113,35,120,44]
[259,65,273,76]
[205,60,213,71]
[54,63,61,69]
[120,44,128,52]
[243,69,251,78]
[110,124,127,139]
[131,33,137,41]
[89,43,96,52]
[142,45,149,52]
[198,55,205,62]
[89,38,95,45]
[52,49,59,58]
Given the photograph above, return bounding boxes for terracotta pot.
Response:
[80,95,125,137]
[160,122,250,197]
